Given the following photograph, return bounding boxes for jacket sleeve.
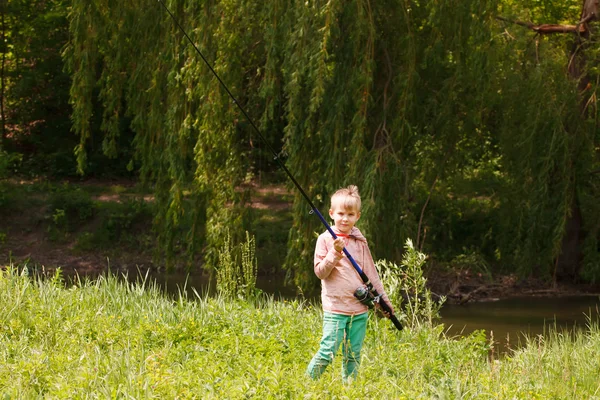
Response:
[314,234,343,280]
[363,244,394,314]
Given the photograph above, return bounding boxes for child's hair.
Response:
[330,185,361,211]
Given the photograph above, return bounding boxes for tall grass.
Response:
[216,231,259,300]
[1,265,600,398]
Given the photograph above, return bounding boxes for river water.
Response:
[441,295,600,353]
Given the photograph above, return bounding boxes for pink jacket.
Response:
[314,227,391,316]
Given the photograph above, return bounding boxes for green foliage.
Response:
[251,206,292,274]
[101,199,151,243]
[0,152,7,178]
[64,0,599,286]
[47,186,95,240]
[0,185,10,215]
[76,199,153,251]
[579,174,600,282]
[421,189,498,265]
[64,0,264,269]
[247,188,294,274]
[0,152,15,213]
[377,239,446,329]
[0,179,46,217]
[0,151,21,179]
[216,231,259,300]
[48,187,94,222]
[1,0,84,178]
[280,0,504,289]
[450,250,493,281]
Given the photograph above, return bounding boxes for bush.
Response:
[76,198,153,250]
[48,186,95,227]
[0,150,22,179]
[47,186,96,239]
[100,199,151,242]
[377,239,445,329]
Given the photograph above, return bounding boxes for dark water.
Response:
[441,295,600,353]
[64,269,298,300]
[64,268,600,353]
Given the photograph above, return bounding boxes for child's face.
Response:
[329,203,361,234]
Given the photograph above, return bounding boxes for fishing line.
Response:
[157,0,402,330]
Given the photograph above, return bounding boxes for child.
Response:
[306,185,393,381]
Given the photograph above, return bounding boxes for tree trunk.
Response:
[500,0,598,281]
[555,1,596,281]
[556,196,584,281]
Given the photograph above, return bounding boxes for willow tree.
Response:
[66,0,276,269]
[280,0,599,289]
[280,0,503,290]
[492,0,600,281]
[66,0,599,289]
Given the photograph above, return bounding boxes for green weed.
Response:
[216,231,259,300]
[378,239,446,329]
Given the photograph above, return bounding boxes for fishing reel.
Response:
[353,285,380,309]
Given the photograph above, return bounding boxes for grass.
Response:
[1,267,600,398]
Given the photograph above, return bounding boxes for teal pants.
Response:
[306,311,368,380]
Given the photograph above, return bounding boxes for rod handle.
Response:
[389,314,403,331]
[378,297,403,331]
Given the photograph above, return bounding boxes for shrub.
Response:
[0,151,21,179]
[76,198,153,250]
[47,186,95,240]
[377,239,445,329]
[48,186,95,230]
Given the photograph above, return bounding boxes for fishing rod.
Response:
[157,0,402,331]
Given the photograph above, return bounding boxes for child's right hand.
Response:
[333,238,345,253]
[375,303,391,318]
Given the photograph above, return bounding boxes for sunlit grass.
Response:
[1,266,600,398]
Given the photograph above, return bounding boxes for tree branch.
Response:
[496,16,586,34]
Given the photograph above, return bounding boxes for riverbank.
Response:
[4,237,599,305]
[2,179,599,304]
[427,267,600,304]
[4,237,600,306]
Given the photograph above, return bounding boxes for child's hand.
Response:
[375,303,391,318]
[333,237,345,253]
